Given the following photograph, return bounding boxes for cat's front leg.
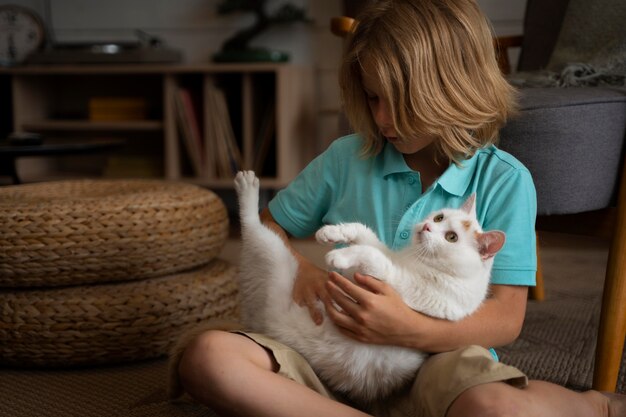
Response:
[316,223,385,251]
[325,245,393,280]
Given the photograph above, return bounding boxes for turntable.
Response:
[28,30,182,64]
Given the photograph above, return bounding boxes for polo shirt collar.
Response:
[381,142,482,197]
[435,150,480,196]
[381,142,413,177]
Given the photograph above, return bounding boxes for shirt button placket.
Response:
[395,174,421,248]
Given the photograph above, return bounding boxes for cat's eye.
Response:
[434,214,444,222]
[445,231,458,242]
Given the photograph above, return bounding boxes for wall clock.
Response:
[0,5,46,66]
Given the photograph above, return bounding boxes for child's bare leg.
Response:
[178,330,371,417]
[448,379,625,417]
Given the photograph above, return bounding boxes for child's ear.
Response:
[461,193,477,217]
[477,230,506,260]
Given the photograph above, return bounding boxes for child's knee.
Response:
[178,330,231,392]
[447,383,524,417]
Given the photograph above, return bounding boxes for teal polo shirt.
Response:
[269,134,537,286]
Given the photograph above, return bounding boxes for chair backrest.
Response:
[517,0,571,71]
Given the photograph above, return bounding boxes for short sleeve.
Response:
[481,169,537,286]
[268,145,337,238]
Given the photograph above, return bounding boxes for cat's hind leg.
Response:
[235,170,260,225]
[234,170,299,332]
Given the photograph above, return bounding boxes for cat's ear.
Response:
[477,230,506,260]
[461,193,477,217]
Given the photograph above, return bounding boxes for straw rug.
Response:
[0,232,623,417]
[0,359,218,417]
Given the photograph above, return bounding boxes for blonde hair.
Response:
[339,0,518,163]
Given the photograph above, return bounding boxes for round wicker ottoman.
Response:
[0,180,229,287]
[0,259,239,367]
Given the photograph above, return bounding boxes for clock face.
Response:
[0,5,45,66]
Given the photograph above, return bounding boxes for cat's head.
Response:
[413,194,505,268]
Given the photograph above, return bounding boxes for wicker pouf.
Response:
[0,259,239,367]
[0,180,229,287]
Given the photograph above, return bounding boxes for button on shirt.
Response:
[268,134,537,286]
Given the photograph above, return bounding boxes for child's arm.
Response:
[260,208,331,325]
[324,272,527,351]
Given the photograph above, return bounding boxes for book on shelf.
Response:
[104,155,162,178]
[204,81,242,179]
[202,80,217,179]
[174,86,204,176]
[215,88,243,176]
[253,98,276,174]
[89,97,148,121]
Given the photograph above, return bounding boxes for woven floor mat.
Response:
[0,359,216,417]
[1,259,239,367]
[0,180,229,288]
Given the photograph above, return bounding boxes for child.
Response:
[176,0,625,416]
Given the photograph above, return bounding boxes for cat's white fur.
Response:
[234,170,505,403]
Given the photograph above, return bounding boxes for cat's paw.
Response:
[325,249,357,271]
[326,247,388,278]
[316,224,352,245]
[234,170,259,195]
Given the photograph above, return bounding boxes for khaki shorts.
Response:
[235,332,528,417]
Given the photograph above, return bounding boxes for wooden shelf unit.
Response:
[2,63,315,188]
[21,120,164,131]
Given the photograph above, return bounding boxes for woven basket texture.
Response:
[0,259,239,367]
[0,180,229,288]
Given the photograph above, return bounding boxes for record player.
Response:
[28,30,182,64]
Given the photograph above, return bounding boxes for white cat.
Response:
[234,170,505,403]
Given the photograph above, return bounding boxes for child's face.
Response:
[360,59,437,156]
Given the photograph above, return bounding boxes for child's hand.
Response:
[323,271,419,346]
[292,259,332,325]
[325,272,529,351]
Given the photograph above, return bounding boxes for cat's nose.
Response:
[422,223,431,232]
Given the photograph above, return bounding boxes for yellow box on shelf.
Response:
[89,97,148,121]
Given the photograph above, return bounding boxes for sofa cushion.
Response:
[499,87,626,215]
[547,0,626,73]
